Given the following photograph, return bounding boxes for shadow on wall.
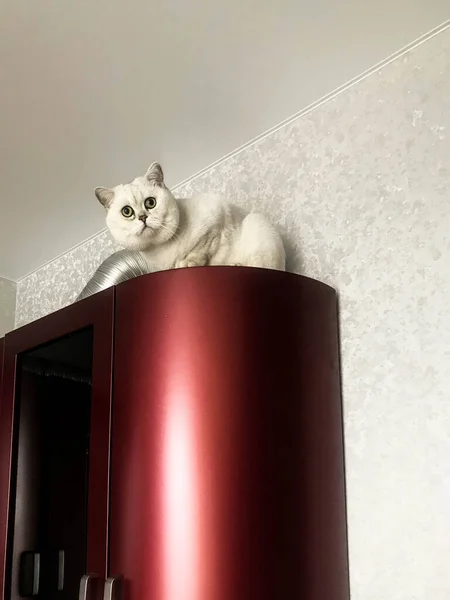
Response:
[284,236,303,274]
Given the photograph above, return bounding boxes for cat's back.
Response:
[182,192,227,211]
[180,192,238,226]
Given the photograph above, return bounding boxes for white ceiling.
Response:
[0,0,448,280]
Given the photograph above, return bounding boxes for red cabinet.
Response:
[0,289,114,600]
[0,268,349,600]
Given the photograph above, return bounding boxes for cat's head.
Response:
[95,163,179,250]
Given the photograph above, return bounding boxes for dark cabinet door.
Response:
[110,268,349,600]
[0,289,114,600]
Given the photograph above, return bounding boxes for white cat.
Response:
[95,163,285,272]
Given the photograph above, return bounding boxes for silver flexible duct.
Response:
[76,249,149,301]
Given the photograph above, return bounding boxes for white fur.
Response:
[95,163,285,272]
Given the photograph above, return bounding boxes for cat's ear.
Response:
[95,186,114,208]
[146,162,164,185]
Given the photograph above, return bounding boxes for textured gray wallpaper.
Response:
[0,277,16,337]
[15,27,450,600]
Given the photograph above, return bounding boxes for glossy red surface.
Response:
[0,290,114,597]
[110,267,349,600]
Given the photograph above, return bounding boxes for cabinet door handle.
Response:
[19,551,40,596]
[79,573,98,600]
[57,550,65,591]
[103,576,123,600]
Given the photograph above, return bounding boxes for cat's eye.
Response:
[144,197,157,210]
[121,206,134,218]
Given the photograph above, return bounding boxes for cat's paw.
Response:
[175,258,207,269]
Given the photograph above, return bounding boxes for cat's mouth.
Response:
[138,223,152,234]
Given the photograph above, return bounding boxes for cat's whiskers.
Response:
[155,222,180,242]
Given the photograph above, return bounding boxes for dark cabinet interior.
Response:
[7,329,94,600]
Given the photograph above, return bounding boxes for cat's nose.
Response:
[138,214,147,223]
